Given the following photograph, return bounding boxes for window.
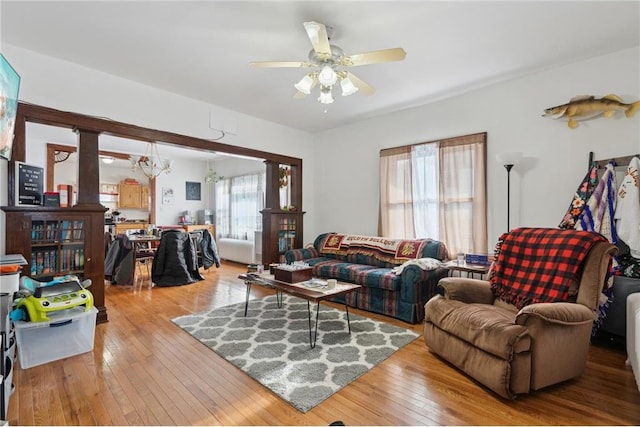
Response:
[379,133,487,256]
[215,172,265,240]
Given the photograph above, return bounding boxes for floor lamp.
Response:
[496,152,523,232]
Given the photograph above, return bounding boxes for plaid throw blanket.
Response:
[490,228,608,309]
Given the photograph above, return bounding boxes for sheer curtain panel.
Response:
[379,133,487,256]
[379,146,415,239]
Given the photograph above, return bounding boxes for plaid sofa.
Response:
[284,232,449,323]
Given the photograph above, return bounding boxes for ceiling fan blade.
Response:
[345,71,375,96]
[293,91,308,99]
[303,21,332,57]
[342,48,406,67]
[250,61,310,68]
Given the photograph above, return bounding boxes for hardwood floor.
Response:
[8,261,640,425]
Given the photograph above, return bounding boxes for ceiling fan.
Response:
[250,21,406,104]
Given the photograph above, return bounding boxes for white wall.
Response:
[154,157,210,225]
[311,47,640,250]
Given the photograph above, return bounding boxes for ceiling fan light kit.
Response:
[251,21,406,105]
[340,77,358,96]
[318,65,338,86]
[318,86,334,104]
[294,74,315,94]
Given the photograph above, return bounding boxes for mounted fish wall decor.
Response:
[542,94,640,129]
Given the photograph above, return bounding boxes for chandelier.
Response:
[129,142,173,179]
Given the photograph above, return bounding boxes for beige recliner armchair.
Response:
[423,228,617,399]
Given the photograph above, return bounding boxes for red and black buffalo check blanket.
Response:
[490,227,609,309]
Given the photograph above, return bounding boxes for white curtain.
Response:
[215,172,265,240]
[438,136,487,255]
[411,143,439,239]
[379,146,415,239]
[214,179,230,238]
[379,133,487,256]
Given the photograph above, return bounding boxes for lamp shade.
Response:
[318,86,334,104]
[294,75,314,94]
[495,151,523,166]
[317,65,338,86]
[340,77,359,96]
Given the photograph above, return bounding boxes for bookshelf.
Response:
[29,219,85,278]
[260,160,305,265]
[261,210,304,264]
[1,206,104,287]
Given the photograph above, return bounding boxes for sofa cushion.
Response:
[352,267,400,291]
[426,295,530,360]
[305,258,400,291]
[310,259,357,282]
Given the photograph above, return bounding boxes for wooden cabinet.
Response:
[261,210,304,264]
[118,183,149,209]
[141,185,149,209]
[114,222,149,235]
[260,160,304,264]
[1,206,107,322]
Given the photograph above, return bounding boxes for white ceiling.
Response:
[2,0,639,140]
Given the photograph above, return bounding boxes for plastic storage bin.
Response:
[14,306,97,369]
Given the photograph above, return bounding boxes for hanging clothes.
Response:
[574,161,619,330]
[558,162,599,229]
[615,156,640,258]
[575,162,618,245]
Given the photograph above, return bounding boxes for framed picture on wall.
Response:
[185,181,201,201]
[0,54,21,161]
[162,187,174,205]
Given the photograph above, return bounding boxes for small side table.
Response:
[444,260,491,279]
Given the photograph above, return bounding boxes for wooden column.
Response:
[73,128,107,323]
[264,160,281,209]
[289,163,302,209]
[74,129,101,206]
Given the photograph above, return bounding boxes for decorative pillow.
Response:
[320,233,348,254]
[394,240,428,260]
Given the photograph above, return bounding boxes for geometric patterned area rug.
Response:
[171,294,420,412]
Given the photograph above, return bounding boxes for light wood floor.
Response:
[8,261,640,425]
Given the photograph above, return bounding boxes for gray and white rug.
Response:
[171,294,420,412]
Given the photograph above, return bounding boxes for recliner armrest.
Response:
[438,277,495,304]
[515,302,594,326]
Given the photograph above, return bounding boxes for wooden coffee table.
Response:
[238,273,362,348]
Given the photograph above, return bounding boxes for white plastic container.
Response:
[0,271,20,295]
[14,306,97,369]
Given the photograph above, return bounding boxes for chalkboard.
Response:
[15,162,44,205]
[185,181,201,201]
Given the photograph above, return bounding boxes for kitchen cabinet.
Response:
[114,222,149,235]
[118,183,149,209]
[141,185,149,209]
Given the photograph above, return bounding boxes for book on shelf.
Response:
[57,184,73,207]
